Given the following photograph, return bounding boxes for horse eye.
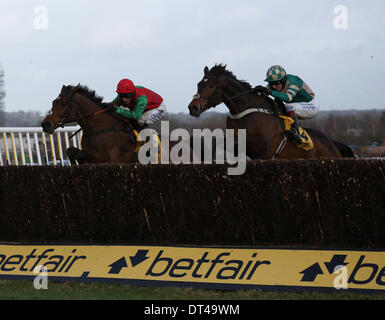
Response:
[61,101,67,106]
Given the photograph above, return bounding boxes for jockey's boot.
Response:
[287,111,302,144]
[124,120,138,145]
[134,121,148,132]
[128,119,142,132]
[128,121,149,145]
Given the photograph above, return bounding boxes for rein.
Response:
[64,108,111,139]
[71,127,130,140]
[223,88,257,103]
[196,78,275,116]
[58,105,110,128]
[194,86,257,109]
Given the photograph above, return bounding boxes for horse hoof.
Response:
[66,147,78,157]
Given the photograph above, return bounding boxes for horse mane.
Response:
[69,85,106,107]
[208,64,253,90]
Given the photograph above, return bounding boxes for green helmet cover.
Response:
[265,65,287,82]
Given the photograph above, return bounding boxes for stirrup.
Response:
[284,129,295,137]
[284,129,302,144]
[291,132,302,144]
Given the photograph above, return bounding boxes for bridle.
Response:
[54,92,109,128]
[54,93,76,128]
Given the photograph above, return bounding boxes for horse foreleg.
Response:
[76,150,91,164]
[66,147,80,165]
[66,147,90,165]
[246,136,271,159]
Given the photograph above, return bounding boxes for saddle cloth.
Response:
[279,115,314,152]
[133,130,162,163]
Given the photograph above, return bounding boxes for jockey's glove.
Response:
[254,85,271,96]
[106,104,117,112]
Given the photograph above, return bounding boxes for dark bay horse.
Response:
[188,64,347,159]
[41,85,141,164]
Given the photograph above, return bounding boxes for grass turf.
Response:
[1,280,385,300]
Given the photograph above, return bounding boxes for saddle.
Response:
[279,115,314,151]
[272,100,313,152]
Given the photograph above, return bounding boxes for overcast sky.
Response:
[1,0,384,114]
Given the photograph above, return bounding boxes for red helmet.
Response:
[116,79,135,94]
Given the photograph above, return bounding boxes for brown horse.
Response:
[41,85,141,164]
[188,64,344,159]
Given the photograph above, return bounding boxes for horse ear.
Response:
[204,66,209,76]
[71,83,81,92]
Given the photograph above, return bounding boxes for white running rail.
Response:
[0,126,82,166]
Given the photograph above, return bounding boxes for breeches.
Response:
[285,100,320,119]
[138,102,167,125]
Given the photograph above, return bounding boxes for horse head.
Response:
[188,65,228,117]
[41,84,80,133]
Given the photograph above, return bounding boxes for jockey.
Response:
[112,79,166,131]
[256,65,319,144]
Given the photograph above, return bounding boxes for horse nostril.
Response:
[190,105,199,113]
[41,122,50,132]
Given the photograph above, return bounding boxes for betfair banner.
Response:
[0,244,384,292]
